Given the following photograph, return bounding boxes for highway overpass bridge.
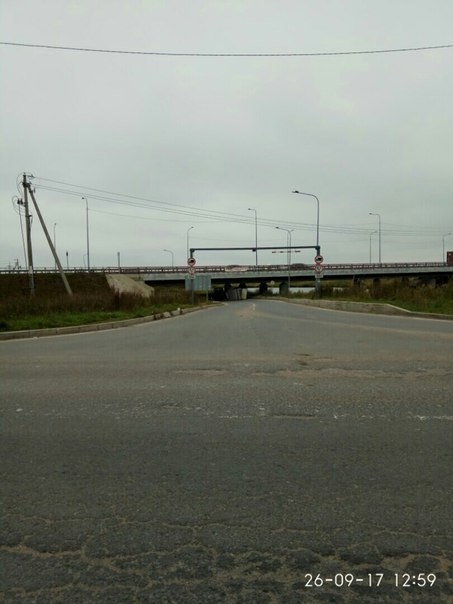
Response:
[131,262,452,289]
[3,262,452,292]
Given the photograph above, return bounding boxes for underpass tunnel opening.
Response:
[279,281,289,296]
[224,281,248,301]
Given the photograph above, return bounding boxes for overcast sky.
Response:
[1,0,452,269]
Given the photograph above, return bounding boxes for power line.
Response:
[89,208,213,223]
[33,179,338,235]
[31,177,452,238]
[33,182,273,226]
[34,177,316,230]
[2,41,453,58]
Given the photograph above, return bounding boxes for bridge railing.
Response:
[323,262,448,270]
[0,261,450,275]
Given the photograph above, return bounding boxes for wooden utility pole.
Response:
[22,173,35,296]
[24,180,73,296]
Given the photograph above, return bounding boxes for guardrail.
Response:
[324,262,449,270]
[0,261,451,275]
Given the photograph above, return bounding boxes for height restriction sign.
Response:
[314,254,324,264]
[187,257,196,267]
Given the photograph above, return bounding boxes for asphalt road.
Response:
[1,300,452,603]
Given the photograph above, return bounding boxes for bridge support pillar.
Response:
[370,277,381,296]
[259,282,268,295]
[279,281,289,296]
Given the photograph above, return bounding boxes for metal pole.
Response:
[163,249,174,267]
[275,227,294,294]
[288,230,292,291]
[369,230,377,263]
[442,233,452,262]
[27,185,73,296]
[378,216,381,264]
[248,208,258,265]
[22,174,35,296]
[292,190,320,248]
[187,226,194,259]
[292,189,322,297]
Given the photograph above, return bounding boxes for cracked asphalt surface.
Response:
[1,299,452,603]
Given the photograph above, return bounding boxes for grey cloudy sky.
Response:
[1,0,452,269]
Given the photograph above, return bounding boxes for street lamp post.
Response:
[442,233,452,262]
[186,226,194,260]
[82,197,90,271]
[248,208,258,265]
[369,230,377,263]
[276,226,294,293]
[369,212,381,263]
[292,190,320,250]
[163,249,174,267]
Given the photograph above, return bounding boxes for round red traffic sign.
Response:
[314,254,324,264]
[187,257,196,267]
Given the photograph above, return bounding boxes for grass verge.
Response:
[0,274,198,332]
[291,279,453,315]
[1,304,184,332]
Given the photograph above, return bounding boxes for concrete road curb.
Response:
[0,305,212,342]
[274,296,453,320]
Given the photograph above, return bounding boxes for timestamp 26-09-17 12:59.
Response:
[304,572,437,589]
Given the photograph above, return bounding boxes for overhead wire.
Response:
[89,207,214,223]
[31,179,450,240]
[1,41,453,57]
[34,183,274,227]
[33,178,322,231]
[34,177,264,222]
[33,182,378,236]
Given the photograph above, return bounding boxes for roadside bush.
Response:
[320,279,453,313]
[153,286,192,305]
[0,275,198,332]
[0,272,201,331]
[0,289,194,319]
